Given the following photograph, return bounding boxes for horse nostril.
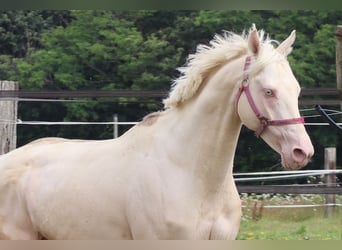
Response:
[292,148,307,163]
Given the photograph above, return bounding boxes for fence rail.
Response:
[236,185,342,194]
[235,168,341,195]
[0,90,168,98]
[0,88,341,105]
[0,87,338,97]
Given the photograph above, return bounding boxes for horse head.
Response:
[236,26,314,170]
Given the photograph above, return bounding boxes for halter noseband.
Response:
[235,56,305,137]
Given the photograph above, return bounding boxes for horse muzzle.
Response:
[281,143,314,170]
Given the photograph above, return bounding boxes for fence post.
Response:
[0,80,18,155]
[336,25,342,109]
[113,114,118,138]
[324,147,336,217]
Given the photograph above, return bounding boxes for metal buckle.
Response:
[242,77,249,86]
[260,117,269,126]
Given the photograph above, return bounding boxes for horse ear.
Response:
[277,30,296,56]
[248,29,260,56]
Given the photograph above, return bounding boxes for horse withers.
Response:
[0,25,313,239]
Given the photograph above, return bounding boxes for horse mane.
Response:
[163,25,286,108]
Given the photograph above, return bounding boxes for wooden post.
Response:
[336,25,342,109]
[324,147,336,217]
[0,81,18,155]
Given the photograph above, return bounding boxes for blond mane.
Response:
[163,25,287,108]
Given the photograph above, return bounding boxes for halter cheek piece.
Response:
[235,56,305,137]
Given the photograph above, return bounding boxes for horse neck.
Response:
[158,58,244,189]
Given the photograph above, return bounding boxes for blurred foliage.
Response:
[0,10,341,173]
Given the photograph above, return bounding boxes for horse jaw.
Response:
[261,127,314,170]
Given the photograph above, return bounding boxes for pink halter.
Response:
[235,56,305,137]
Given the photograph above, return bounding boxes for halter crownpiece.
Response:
[235,56,305,137]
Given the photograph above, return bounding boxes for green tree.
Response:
[0,10,73,80]
[1,10,340,172]
[14,10,182,143]
[0,10,72,58]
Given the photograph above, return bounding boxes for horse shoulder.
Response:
[0,137,89,187]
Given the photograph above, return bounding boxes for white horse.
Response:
[0,25,314,240]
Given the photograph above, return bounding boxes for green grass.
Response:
[237,194,342,240]
[237,215,342,240]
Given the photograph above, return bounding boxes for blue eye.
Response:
[265,89,274,96]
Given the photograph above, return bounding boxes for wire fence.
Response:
[241,203,342,209]
[236,169,342,209]
[234,169,342,182]
[1,97,341,209]
[0,113,342,126]
[0,107,341,126]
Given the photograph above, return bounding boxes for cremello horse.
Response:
[0,25,314,240]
